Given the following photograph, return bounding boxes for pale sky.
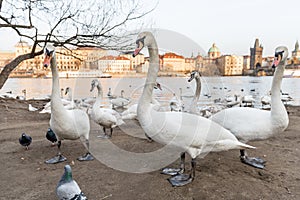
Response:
[1,0,300,56]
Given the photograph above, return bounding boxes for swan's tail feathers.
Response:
[236,141,256,149]
[212,140,256,152]
[117,119,125,126]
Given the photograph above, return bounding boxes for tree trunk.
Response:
[0,50,44,89]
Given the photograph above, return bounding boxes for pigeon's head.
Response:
[59,165,73,184]
[21,133,26,138]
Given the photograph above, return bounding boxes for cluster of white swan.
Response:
[15,33,291,188]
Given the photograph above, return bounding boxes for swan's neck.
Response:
[190,76,201,113]
[139,45,159,106]
[271,60,286,116]
[94,85,103,109]
[50,55,65,111]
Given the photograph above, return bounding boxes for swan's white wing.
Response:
[140,110,252,158]
[210,107,272,142]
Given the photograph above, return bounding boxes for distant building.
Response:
[97,55,131,73]
[76,47,107,70]
[161,52,185,72]
[208,43,221,59]
[291,40,300,66]
[250,38,263,70]
[120,52,145,70]
[216,55,244,76]
[243,55,251,70]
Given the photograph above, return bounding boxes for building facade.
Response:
[291,40,300,66]
[250,38,263,70]
[216,55,244,76]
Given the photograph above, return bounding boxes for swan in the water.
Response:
[107,87,117,99]
[169,93,183,112]
[121,82,162,120]
[187,70,224,118]
[187,70,201,114]
[90,79,125,138]
[110,90,130,108]
[261,92,271,109]
[210,46,289,169]
[64,87,76,110]
[241,94,255,107]
[134,31,255,186]
[43,46,94,164]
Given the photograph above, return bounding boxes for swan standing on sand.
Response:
[90,79,125,139]
[133,31,255,186]
[210,46,289,169]
[43,46,94,164]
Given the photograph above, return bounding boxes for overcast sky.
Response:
[1,0,300,56]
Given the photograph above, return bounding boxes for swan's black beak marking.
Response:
[133,36,146,57]
[272,50,284,68]
[188,71,196,82]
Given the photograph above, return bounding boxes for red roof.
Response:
[99,55,130,61]
[163,52,184,59]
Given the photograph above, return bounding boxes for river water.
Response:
[1,76,300,109]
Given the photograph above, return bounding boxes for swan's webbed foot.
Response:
[161,168,184,176]
[168,174,193,187]
[45,154,67,164]
[77,153,94,161]
[240,156,266,169]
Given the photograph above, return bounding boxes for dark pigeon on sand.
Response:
[56,165,87,200]
[46,128,57,144]
[19,133,32,150]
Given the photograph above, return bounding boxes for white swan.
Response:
[90,79,125,138]
[121,82,162,120]
[64,87,76,110]
[134,31,255,186]
[241,94,255,107]
[169,93,183,112]
[210,46,289,169]
[28,104,38,112]
[187,70,201,114]
[110,90,130,108]
[43,46,94,164]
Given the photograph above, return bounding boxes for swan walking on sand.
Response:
[210,46,289,169]
[43,46,94,164]
[90,79,125,139]
[133,31,255,186]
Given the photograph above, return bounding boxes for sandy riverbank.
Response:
[0,98,299,199]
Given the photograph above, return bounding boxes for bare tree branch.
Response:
[0,0,156,89]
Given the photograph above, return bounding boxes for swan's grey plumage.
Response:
[90,79,124,138]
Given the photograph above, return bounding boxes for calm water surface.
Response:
[1,76,300,108]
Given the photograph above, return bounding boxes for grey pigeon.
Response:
[56,165,87,200]
[19,133,32,150]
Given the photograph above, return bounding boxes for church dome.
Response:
[208,43,220,53]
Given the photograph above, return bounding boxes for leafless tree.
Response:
[0,0,155,89]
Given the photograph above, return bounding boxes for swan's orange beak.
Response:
[272,55,281,68]
[43,55,51,68]
[133,47,142,57]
